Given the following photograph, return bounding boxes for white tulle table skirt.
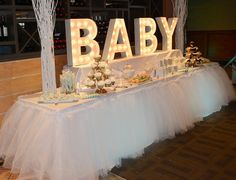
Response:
[0,63,235,180]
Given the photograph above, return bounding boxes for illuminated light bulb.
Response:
[74,59,79,66]
[83,21,88,26]
[88,26,92,31]
[90,51,95,56]
[71,31,76,37]
[77,22,82,27]
[72,49,78,54]
[78,39,83,44]
[90,43,94,48]
[72,40,76,45]
[85,56,90,61]
[72,27,77,31]
[71,22,75,28]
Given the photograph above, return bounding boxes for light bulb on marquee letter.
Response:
[134,18,158,55]
[155,17,178,51]
[102,19,132,61]
[65,19,100,66]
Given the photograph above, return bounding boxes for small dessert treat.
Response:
[105,79,112,87]
[110,76,116,85]
[91,63,98,69]
[85,78,96,88]
[94,56,101,62]
[88,80,96,88]
[94,72,102,80]
[88,71,94,79]
[97,80,105,88]
[104,69,112,76]
[129,72,151,84]
[98,61,106,68]
[96,80,107,93]
[104,63,109,68]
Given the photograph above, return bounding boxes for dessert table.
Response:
[0,63,235,180]
[72,49,184,83]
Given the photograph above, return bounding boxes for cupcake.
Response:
[105,79,112,87]
[94,56,101,62]
[91,63,98,69]
[88,71,94,79]
[97,80,105,88]
[98,61,106,68]
[89,80,95,88]
[110,76,116,85]
[94,72,102,80]
[104,69,112,76]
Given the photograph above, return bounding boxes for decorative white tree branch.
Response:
[171,0,188,53]
[31,0,58,94]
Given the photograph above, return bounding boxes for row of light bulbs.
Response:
[66,17,178,66]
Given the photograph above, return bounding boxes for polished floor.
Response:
[0,95,236,180]
[112,101,236,180]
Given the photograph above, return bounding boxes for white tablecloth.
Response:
[0,63,235,180]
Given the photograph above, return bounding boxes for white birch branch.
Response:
[171,0,188,53]
[31,0,58,94]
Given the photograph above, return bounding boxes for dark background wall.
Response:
[186,0,236,62]
[187,0,236,31]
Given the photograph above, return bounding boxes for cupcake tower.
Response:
[185,41,203,67]
[85,56,115,94]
